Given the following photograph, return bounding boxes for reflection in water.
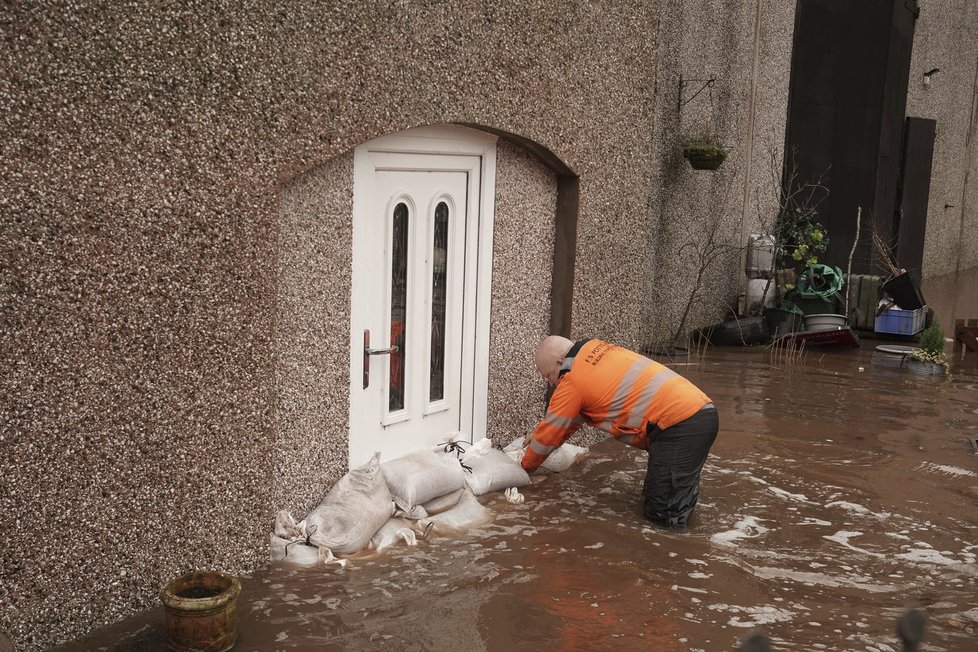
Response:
[58,345,978,651]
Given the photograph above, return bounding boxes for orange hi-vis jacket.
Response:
[521,339,712,472]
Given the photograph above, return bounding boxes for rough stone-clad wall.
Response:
[645,0,796,347]
[1,1,663,648]
[966,125,978,275]
[273,152,354,516]
[905,0,978,278]
[3,4,282,648]
[486,140,557,444]
[559,11,662,348]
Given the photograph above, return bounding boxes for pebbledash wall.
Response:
[905,0,978,280]
[2,1,977,649]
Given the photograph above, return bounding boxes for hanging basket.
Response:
[682,145,728,170]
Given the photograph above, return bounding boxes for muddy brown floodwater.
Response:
[58,343,978,652]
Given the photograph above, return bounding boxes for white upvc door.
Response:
[349,127,496,467]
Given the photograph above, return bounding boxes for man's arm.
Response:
[521,382,584,472]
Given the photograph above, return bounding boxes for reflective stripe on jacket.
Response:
[522,339,712,472]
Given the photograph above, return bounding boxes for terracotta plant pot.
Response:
[161,571,241,652]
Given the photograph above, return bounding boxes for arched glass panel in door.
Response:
[389,202,408,411]
[430,201,449,401]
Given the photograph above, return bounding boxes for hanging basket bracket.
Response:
[678,74,717,111]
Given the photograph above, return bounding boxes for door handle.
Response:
[363,329,398,388]
[365,346,399,355]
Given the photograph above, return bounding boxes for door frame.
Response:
[349,124,497,466]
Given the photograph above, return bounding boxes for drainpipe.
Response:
[738,0,764,314]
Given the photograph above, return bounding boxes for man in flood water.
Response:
[522,336,719,528]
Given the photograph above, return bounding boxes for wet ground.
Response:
[58,338,978,651]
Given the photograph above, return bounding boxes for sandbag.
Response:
[541,443,587,473]
[462,447,530,496]
[504,435,587,474]
[273,509,305,539]
[269,534,322,566]
[421,487,466,515]
[392,503,429,520]
[419,488,492,531]
[370,517,420,552]
[381,449,465,508]
[304,452,394,556]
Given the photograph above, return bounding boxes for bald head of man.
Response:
[535,335,575,387]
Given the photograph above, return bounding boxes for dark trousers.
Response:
[643,405,719,528]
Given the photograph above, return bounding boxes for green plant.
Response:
[774,208,829,269]
[908,317,949,371]
[918,317,945,354]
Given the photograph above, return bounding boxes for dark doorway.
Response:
[783,0,919,274]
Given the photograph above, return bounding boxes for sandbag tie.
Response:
[437,440,473,473]
[438,440,468,456]
[282,523,319,561]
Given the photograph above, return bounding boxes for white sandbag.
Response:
[419,488,492,531]
[503,435,587,474]
[269,534,322,566]
[392,503,429,520]
[462,447,530,496]
[318,547,349,568]
[421,487,466,515]
[304,452,394,556]
[381,449,465,507]
[536,443,587,473]
[434,430,469,449]
[273,510,304,539]
[370,517,420,552]
[462,437,492,456]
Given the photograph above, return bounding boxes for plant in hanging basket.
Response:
[682,135,728,170]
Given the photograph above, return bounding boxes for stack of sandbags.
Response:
[376,436,529,534]
[381,448,466,517]
[270,435,542,564]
